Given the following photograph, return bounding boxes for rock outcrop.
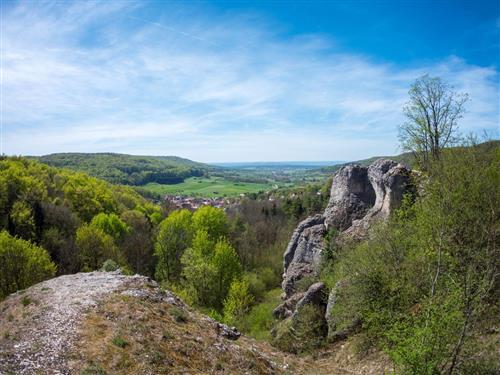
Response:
[276,159,412,340]
[282,214,326,299]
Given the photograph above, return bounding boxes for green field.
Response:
[143,177,281,197]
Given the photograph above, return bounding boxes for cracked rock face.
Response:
[324,165,375,231]
[281,214,326,299]
[277,159,412,338]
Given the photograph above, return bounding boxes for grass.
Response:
[233,288,282,341]
[169,307,188,323]
[21,296,32,306]
[81,362,107,375]
[111,336,129,348]
[143,176,276,197]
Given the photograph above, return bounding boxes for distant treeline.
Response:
[37,153,209,185]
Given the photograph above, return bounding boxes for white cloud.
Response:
[3,1,498,161]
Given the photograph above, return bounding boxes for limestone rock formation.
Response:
[276,159,412,340]
[282,214,326,299]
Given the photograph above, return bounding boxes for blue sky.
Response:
[2,0,499,162]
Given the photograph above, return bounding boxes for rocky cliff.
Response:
[274,159,413,339]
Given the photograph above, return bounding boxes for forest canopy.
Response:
[37,153,209,185]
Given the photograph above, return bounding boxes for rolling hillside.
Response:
[37,153,211,185]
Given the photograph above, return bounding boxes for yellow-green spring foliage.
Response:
[0,231,56,299]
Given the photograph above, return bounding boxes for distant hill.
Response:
[212,161,346,169]
[317,140,500,174]
[37,153,211,185]
[315,152,414,174]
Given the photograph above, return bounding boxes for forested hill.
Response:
[37,153,211,185]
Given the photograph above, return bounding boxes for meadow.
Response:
[143,176,281,197]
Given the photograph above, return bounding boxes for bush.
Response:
[100,259,120,272]
[76,224,120,271]
[0,231,56,299]
[170,307,188,323]
[223,278,254,325]
[272,304,327,354]
[233,288,281,341]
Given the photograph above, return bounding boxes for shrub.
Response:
[243,272,266,302]
[76,224,120,271]
[234,288,281,341]
[170,307,188,323]
[223,278,254,325]
[100,259,120,272]
[272,304,327,354]
[0,231,56,299]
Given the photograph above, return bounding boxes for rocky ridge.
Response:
[0,270,391,374]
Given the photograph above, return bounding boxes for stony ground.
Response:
[0,272,391,375]
[0,271,145,374]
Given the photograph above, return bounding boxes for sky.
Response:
[2,0,499,162]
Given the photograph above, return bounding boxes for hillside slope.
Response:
[0,272,390,375]
[37,153,211,185]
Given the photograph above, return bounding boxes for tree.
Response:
[212,239,242,307]
[90,212,129,241]
[9,200,36,241]
[0,231,56,299]
[223,278,254,325]
[120,210,154,276]
[192,206,228,242]
[399,75,468,170]
[181,230,217,306]
[155,209,193,282]
[181,230,242,309]
[75,224,119,271]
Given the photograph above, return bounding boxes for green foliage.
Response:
[90,213,129,240]
[399,75,468,171]
[76,225,119,271]
[21,295,33,306]
[0,231,56,299]
[38,153,207,185]
[9,200,37,241]
[0,157,159,276]
[231,288,281,341]
[181,230,242,310]
[272,304,327,354]
[120,210,155,276]
[100,259,120,272]
[323,140,499,373]
[169,307,189,323]
[192,206,229,242]
[212,239,243,307]
[180,230,218,307]
[223,278,254,325]
[243,272,266,302]
[155,209,193,282]
[111,336,129,348]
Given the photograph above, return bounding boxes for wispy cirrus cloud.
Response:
[3,0,498,161]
